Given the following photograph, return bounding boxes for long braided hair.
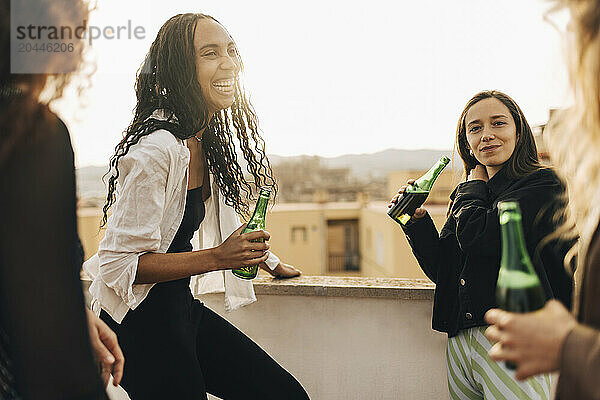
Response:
[101,13,277,227]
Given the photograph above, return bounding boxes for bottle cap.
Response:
[498,201,520,212]
[498,201,522,224]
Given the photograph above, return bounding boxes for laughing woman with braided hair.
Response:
[83,13,308,400]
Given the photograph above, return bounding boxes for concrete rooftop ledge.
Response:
[81,274,435,300]
[251,275,435,300]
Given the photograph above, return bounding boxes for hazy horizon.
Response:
[76,147,454,169]
[51,0,570,168]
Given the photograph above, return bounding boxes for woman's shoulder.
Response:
[521,167,562,184]
[512,167,566,197]
[137,128,183,150]
[12,105,72,164]
[125,128,187,162]
[139,109,183,148]
[114,128,188,181]
[1,105,74,191]
[532,166,558,177]
[28,103,70,145]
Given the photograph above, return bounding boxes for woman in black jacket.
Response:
[389,90,573,400]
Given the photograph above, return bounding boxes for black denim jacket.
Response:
[402,167,574,337]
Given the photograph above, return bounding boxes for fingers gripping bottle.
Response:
[388,156,450,225]
[232,187,271,280]
[496,201,547,370]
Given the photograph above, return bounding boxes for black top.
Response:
[0,104,107,399]
[402,167,574,337]
[167,186,206,254]
[98,187,208,397]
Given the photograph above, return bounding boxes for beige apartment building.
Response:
[78,168,459,280]
[266,168,458,278]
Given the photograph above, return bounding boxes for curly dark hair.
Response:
[101,13,277,227]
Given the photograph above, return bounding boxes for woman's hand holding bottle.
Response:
[388,179,427,219]
[214,224,270,269]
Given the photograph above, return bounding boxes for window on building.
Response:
[291,226,307,243]
[327,219,360,272]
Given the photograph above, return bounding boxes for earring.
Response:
[469,149,474,156]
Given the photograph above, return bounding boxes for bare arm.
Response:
[135,249,220,284]
[134,226,271,284]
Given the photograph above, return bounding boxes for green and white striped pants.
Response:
[446,326,552,400]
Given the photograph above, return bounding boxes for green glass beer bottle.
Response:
[388,156,450,225]
[496,201,547,370]
[232,187,271,280]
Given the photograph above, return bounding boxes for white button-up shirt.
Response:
[83,112,279,323]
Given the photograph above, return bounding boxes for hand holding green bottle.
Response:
[388,179,427,219]
[387,156,450,225]
[214,224,270,271]
[493,201,547,370]
[232,187,272,279]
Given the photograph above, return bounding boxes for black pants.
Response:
[101,278,309,400]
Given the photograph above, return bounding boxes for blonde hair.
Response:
[546,0,600,286]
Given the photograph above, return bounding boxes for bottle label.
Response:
[397,213,412,225]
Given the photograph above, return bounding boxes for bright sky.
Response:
[53,0,571,168]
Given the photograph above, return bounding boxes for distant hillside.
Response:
[76,165,108,200]
[77,149,456,200]
[270,149,456,179]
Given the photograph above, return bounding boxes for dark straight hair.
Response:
[454,90,542,181]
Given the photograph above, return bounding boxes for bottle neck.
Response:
[249,194,270,224]
[500,217,535,274]
[413,158,448,192]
